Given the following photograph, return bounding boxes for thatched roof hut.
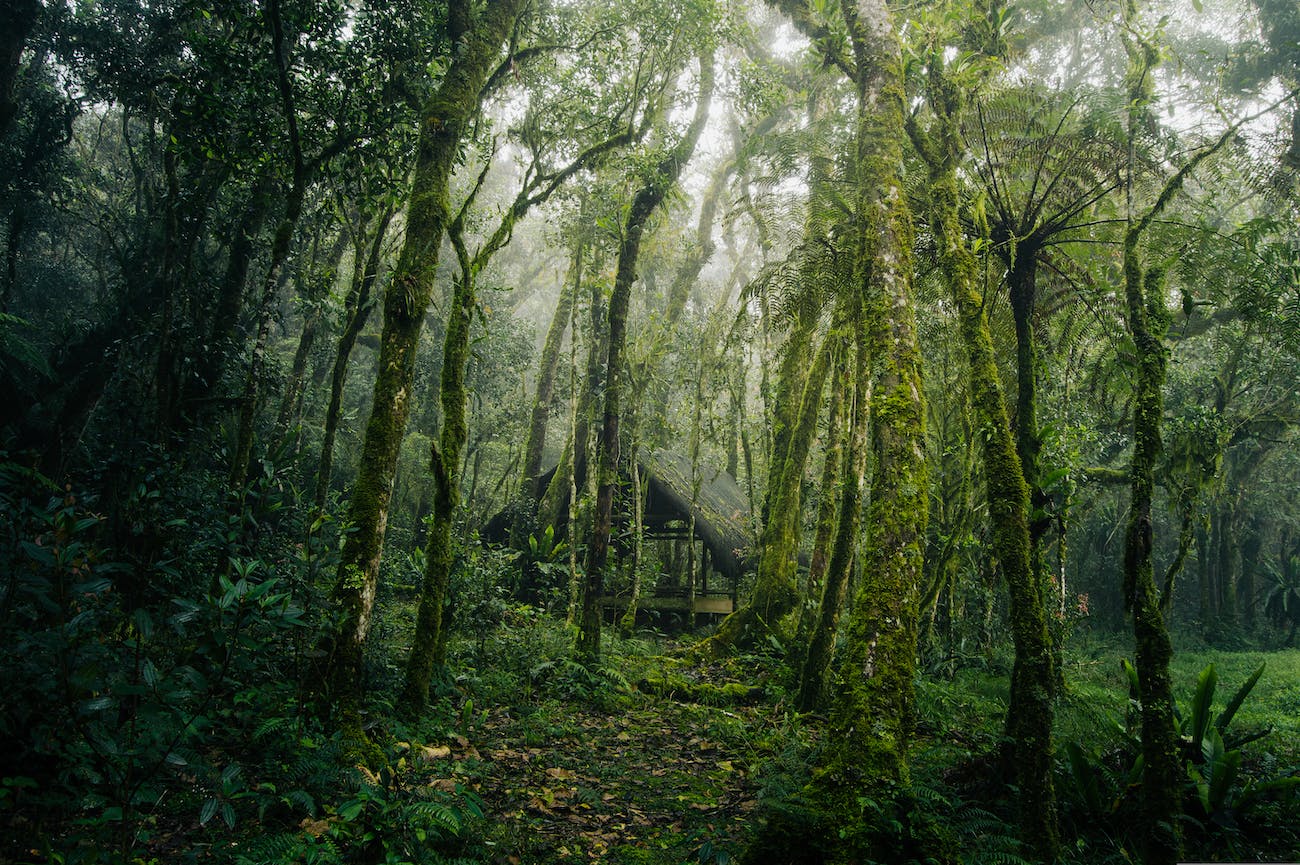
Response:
[491,449,755,582]
[636,449,753,582]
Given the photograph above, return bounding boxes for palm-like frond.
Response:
[965,84,1129,253]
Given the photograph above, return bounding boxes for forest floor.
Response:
[401,632,1300,865]
[457,697,769,863]
[411,644,797,865]
[154,626,1299,865]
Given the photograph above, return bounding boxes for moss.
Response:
[637,675,761,706]
[782,3,934,856]
[915,62,1060,861]
[325,0,525,726]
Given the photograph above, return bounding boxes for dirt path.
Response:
[422,698,765,862]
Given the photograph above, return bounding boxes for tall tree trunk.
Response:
[911,61,1059,860]
[229,0,310,490]
[708,321,832,652]
[398,225,475,717]
[577,49,715,663]
[540,250,605,533]
[1241,515,1261,629]
[811,0,930,854]
[1215,504,1238,628]
[1198,521,1214,624]
[1114,5,1253,853]
[521,232,583,502]
[205,174,274,385]
[275,225,352,444]
[1122,237,1182,865]
[323,0,523,744]
[1007,251,1055,602]
[796,331,858,712]
[315,206,394,510]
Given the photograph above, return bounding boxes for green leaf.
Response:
[19,541,54,566]
[1188,663,1217,752]
[200,798,218,826]
[1215,662,1264,735]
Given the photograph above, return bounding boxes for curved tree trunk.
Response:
[795,331,858,712]
[323,0,523,744]
[1115,6,1253,854]
[397,226,474,718]
[315,205,394,510]
[521,232,584,503]
[577,49,715,663]
[1122,232,1182,865]
[230,0,310,490]
[708,322,832,652]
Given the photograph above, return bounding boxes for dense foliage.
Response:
[2,0,1299,862]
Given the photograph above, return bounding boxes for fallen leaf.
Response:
[418,744,452,763]
[299,817,331,838]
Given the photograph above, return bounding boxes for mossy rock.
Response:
[637,674,763,706]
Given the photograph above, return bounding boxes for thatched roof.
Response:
[637,449,753,581]
[487,449,755,581]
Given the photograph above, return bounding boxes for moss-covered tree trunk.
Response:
[521,237,583,502]
[707,322,831,652]
[577,49,714,663]
[315,206,394,510]
[323,0,522,740]
[795,331,860,712]
[1007,253,1053,576]
[705,100,834,656]
[784,0,930,858]
[398,225,474,718]
[793,332,847,649]
[1122,232,1182,865]
[912,63,1059,860]
[1114,4,1251,853]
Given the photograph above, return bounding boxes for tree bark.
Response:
[910,59,1059,861]
[708,321,831,651]
[521,232,583,501]
[323,0,523,743]
[577,49,715,663]
[795,331,857,712]
[315,205,394,510]
[275,225,352,445]
[397,225,474,717]
[778,2,930,859]
[229,0,311,490]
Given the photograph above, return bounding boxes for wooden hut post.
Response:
[702,545,711,595]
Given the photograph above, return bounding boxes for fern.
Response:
[405,799,465,835]
[233,831,343,865]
